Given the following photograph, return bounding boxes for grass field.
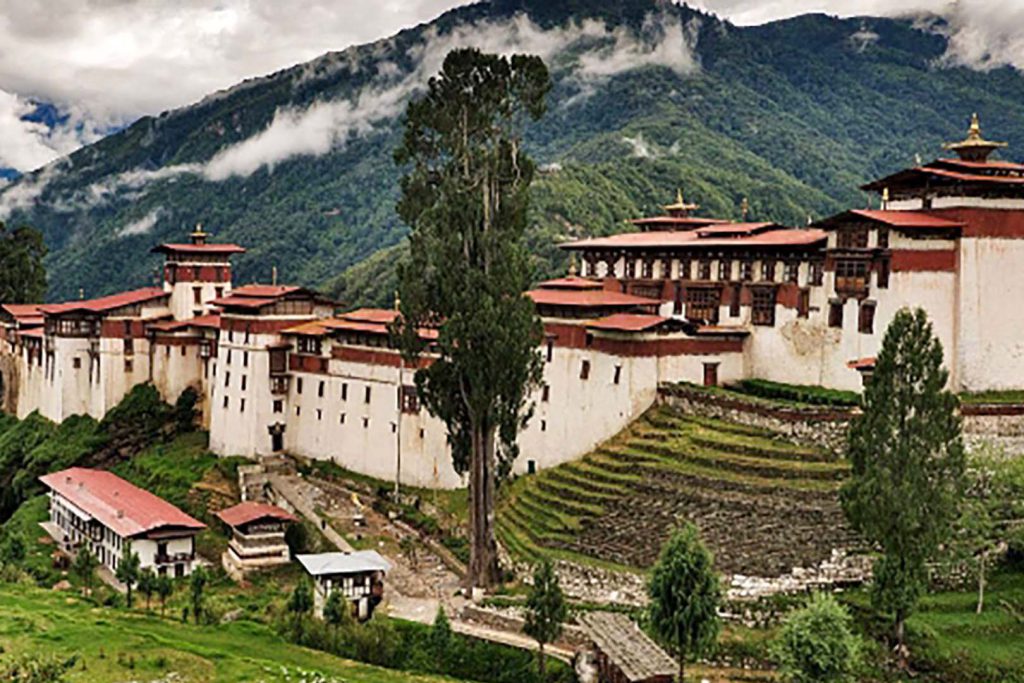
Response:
[497,405,853,575]
[0,584,462,683]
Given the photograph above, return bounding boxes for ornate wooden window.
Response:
[740,261,753,282]
[797,289,810,319]
[761,260,776,282]
[837,225,869,249]
[624,257,636,279]
[877,258,890,289]
[859,301,876,334]
[679,259,691,280]
[718,260,732,281]
[686,287,721,324]
[641,259,653,279]
[400,385,419,413]
[297,337,322,355]
[809,261,824,286]
[784,262,800,284]
[835,259,870,296]
[877,227,889,249]
[729,284,742,317]
[660,256,673,279]
[580,360,591,380]
[751,287,776,326]
[697,260,712,280]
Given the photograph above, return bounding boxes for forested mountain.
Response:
[4,0,1024,306]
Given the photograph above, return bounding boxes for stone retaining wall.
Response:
[657,384,854,454]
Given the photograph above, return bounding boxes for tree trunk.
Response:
[678,655,685,683]
[538,642,546,679]
[894,614,904,646]
[976,553,986,615]
[468,423,500,589]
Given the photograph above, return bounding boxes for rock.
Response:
[51,579,72,591]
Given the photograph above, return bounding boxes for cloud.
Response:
[203,11,699,180]
[0,161,63,219]
[117,207,164,237]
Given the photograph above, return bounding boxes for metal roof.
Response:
[579,611,677,682]
[296,550,392,576]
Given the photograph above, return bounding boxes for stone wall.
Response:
[962,404,1024,456]
[657,383,854,455]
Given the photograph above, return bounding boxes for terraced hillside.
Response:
[498,406,855,576]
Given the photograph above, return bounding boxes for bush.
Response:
[732,379,861,408]
[771,592,861,683]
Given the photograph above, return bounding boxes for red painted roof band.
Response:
[216,501,297,527]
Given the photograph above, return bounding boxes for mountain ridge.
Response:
[3,0,1024,305]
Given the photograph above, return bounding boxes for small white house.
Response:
[40,467,206,578]
[296,551,391,620]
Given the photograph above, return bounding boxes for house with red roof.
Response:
[39,467,205,578]
[215,501,296,577]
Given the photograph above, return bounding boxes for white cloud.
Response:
[117,207,163,237]
[0,161,63,219]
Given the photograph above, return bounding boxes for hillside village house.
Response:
[4,115,1024,489]
[216,501,296,577]
[39,467,205,578]
[297,551,391,620]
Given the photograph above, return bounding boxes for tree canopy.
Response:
[523,560,567,677]
[841,307,965,645]
[394,47,551,587]
[0,223,46,304]
[771,592,861,683]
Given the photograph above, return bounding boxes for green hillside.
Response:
[5,0,1024,304]
[498,404,854,575]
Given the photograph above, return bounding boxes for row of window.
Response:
[828,300,876,334]
[584,255,825,287]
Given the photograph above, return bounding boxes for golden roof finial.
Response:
[568,252,578,276]
[190,222,208,245]
[663,187,698,216]
[394,290,401,312]
[271,265,278,286]
[740,197,749,221]
[944,112,1007,162]
[882,187,890,209]
[676,187,684,206]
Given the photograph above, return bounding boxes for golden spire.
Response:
[271,265,278,286]
[568,252,578,276]
[662,187,699,217]
[740,197,749,221]
[190,222,208,245]
[394,290,401,312]
[944,112,1007,162]
[882,187,890,209]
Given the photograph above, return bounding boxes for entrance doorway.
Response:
[272,431,284,452]
[702,362,719,388]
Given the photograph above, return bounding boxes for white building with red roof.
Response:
[40,467,205,578]
[215,501,296,577]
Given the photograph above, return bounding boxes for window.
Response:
[729,284,741,317]
[624,258,636,279]
[877,227,889,249]
[227,349,232,365]
[718,260,732,281]
[613,365,622,385]
[228,330,233,342]
[837,225,869,249]
[318,381,325,398]
[751,287,776,326]
[73,357,81,369]
[784,262,800,284]
[835,259,870,295]
[859,301,876,334]
[810,261,824,286]
[362,417,369,429]
[243,351,249,367]
[661,257,673,279]
[273,400,283,414]
[240,398,246,413]
[541,384,550,402]
[339,413,346,424]
[877,258,890,289]
[365,386,372,403]
[798,289,810,319]
[296,377,303,394]
[123,338,134,355]
[193,287,202,305]
[641,259,653,279]
[295,406,301,416]
[828,300,844,328]
[241,375,247,391]
[215,287,224,299]
[223,396,229,409]
[181,346,187,356]
[546,340,553,363]
[541,420,547,432]
[244,328,250,344]
[697,260,712,280]
[686,287,720,324]
[740,261,753,282]
[401,385,419,413]
[580,360,590,380]
[761,260,776,282]
[341,383,348,401]
[225,372,230,388]
[679,259,691,280]
[317,409,322,421]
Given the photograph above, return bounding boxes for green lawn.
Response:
[0,584,462,683]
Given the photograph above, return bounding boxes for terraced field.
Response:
[498,405,855,576]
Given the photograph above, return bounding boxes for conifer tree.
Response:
[323,589,351,631]
[841,307,965,647]
[71,547,98,596]
[428,606,454,672]
[155,574,173,616]
[648,524,721,683]
[137,568,156,610]
[394,47,551,588]
[0,222,46,305]
[115,544,140,608]
[189,566,208,624]
[771,592,861,683]
[524,560,567,679]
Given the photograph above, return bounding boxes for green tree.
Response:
[427,606,454,671]
[841,308,965,647]
[648,524,721,683]
[288,578,314,619]
[323,589,352,631]
[137,568,157,610]
[0,223,46,304]
[771,592,861,683]
[394,47,551,588]
[0,653,77,683]
[115,544,141,609]
[1,533,26,564]
[523,560,566,679]
[189,566,208,624]
[155,574,173,616]
[71,547,98,596]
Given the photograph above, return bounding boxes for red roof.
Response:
[2,303,42,318]
[209,295,277,309]
[151,243,245,256]
[537,276,604,290]
[216,501,296,527]
[845,210,964,230]
[586,313,671,332]
[148,314,221,332]
[848,357,876,371]
[19,327,44,338]
[934,157,1024,172]
[694,222,777,237]
[230,284,302,298]
[628,216,729,228]
[39,467,205,538]
[39,288,169,316]
[341,308,400,324]
[527,288,661,308]
[563,228,826,251]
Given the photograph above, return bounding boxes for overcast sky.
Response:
[0,0,1020,173]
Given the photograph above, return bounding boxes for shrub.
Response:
[732,379,860,407]
[771,592,861,683]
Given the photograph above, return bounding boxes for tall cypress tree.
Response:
[0,222,46,304]
[841,307,965,647]
[394,48,551,588]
